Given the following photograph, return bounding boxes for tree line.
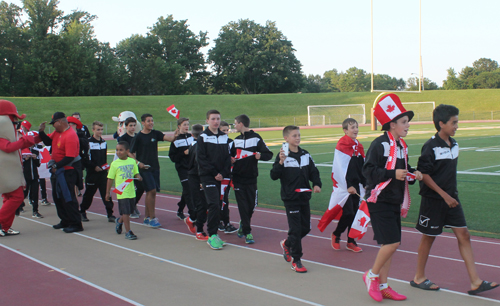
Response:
[0,1,497,97]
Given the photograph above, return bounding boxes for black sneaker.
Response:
[40,199,51,206]
[81,213,89,222]
[176,211,186,220]
[32,212,44,218]
[52,223,67,229]
[224,223,238,234]
[108,216,116,223]
[218,221,225,232]
[63,227,83,233]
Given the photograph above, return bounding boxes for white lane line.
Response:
[0,243,143,306]
[154,194,500,246]
[463,164,500,172]
[457,171,500,176]
[19,218,322,306]
[20,216,500,304]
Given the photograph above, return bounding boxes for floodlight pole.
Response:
[419,0,423,92]
[370,0,374,92]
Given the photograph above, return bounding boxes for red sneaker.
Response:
[381,286,407,300]
[185,217,196,234]
[195,232,209,241]
[331,234,340,250]
[346,242,363,253]
[291,260,307,273]
[363,271,383,302]
[280,239,292,262]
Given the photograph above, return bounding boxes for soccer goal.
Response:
[402,101,435,121]
[307,104,366,126]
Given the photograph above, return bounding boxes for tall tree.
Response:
[208,19,303,94]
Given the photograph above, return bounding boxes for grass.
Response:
[106,121,500,239]
[4,89,500,132]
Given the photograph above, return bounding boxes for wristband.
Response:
[137,161,141,165]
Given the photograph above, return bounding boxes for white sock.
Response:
[379,283,388,290]
[368,270,379,278]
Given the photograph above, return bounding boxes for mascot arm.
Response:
[0,136,36,153]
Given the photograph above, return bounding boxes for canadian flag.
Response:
[166,104,180,119]
[101,163,110,171]
[348,200,370,240]
[220,178,231,201]
[235,148,257,160]
[318,135,365,232]
[295,188,312,192]
[113,178,135,195]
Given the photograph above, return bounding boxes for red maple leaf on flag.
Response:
[331,172,338,188]
[359,216,367,226]
[386,104,396,113]
[40,148,51,164]
[172,109,177,114]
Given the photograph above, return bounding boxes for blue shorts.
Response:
[140,170,160,192]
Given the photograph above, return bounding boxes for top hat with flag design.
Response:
[373,93,414,131]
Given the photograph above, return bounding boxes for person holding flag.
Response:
[360,93,422,302]
[317,118,365,252]
[106,141,142,240]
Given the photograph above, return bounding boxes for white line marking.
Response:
[0,243,143,306]
[463,164,500,172]
[19,218,322,306]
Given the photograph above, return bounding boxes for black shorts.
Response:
[367,202,401,245]
[415,196,467,236]
[118,198,136,215]
[141,170,160,192]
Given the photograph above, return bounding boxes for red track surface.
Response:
[2,190,499,303]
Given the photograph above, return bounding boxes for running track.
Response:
[1,190,499,305]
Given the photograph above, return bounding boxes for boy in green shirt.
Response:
[106,141,142,240]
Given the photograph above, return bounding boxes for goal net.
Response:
[308,104,366,126]
[402,102,435,121]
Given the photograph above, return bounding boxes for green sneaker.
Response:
[215,235,227,246]
[207,234,223,250]
[245,233,255,244]
[237,221,244,238]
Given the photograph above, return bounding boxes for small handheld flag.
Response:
[235,149,257,160]
[101,163,110,171]
[166,104,180,119]
[348,200,371,240]
[112,178,137,195]
[295,188,312,192]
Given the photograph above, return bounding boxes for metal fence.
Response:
[46,111,500,134]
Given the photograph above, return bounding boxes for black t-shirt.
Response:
[118,133,136,145]
[130,130,165,171]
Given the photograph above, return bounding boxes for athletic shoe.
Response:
[216,235,227,246]
[130,213,140,219]
[346,242,363,253]
[0,229,5,237]
[5,228,20,235]
[381,286,407,301]
[291,260,307,273]
[331,234,340,250]
[125,231,137,240]
[81,213,89,222]
[207,234,223,250]
[32,212,44,218]
[63,227,83,233]
[218,221,225,232]
[149,217,161,229]
[176,211,186,220]
[363,270,383,302]
[280,239,292,262]
[108,216,116,223]
[115,218,123,234]
[40,199,51,206]
[143,217,150,226]
[196,232,209,241]
[245,233,255,244]
[224,223,238,234]
[184,217,196,234]
[52,223,67,229]
[237,221,244,238]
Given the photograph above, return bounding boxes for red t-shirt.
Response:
[49,128,79,170]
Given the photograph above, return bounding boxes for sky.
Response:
[9,0,500,86]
